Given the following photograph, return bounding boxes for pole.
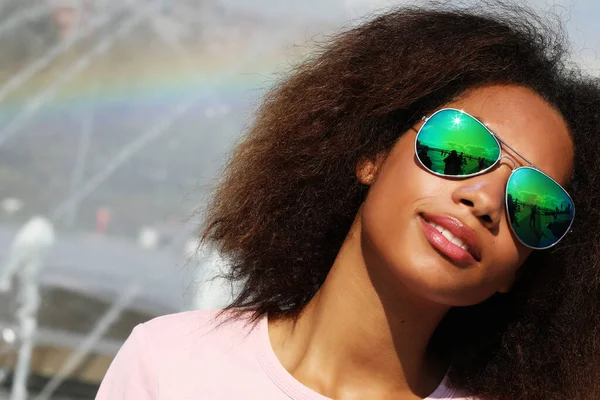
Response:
[33,285,139,400]
[65,78,97,227]
[10,259,41,400]
[0,218,55,400]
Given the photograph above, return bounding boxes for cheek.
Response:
[358,151,452,293]
[360,152,442,252]
[485,234,531,282]
[367,140,444,217]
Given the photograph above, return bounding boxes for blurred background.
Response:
[0,0,596,398]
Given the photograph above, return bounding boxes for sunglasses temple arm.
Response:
[493,134,537,168]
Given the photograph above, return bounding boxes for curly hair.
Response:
[201,2,600,399]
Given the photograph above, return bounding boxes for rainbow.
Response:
[0,45,301,129]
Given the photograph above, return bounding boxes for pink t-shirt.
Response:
[96,310,472,399]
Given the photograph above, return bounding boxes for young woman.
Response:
[97,3,600,400]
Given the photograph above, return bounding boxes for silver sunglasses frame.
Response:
[414,107,575,250]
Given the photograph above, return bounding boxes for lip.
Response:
[420,213,482,264]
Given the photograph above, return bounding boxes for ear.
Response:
[356,154,385,185]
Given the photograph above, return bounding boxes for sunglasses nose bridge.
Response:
[498,155,518,171]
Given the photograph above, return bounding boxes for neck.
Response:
[269,221,450,399]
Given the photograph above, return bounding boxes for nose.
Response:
[451,170,509,230]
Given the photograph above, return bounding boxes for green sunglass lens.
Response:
[506,167,574,249]
[416,109,500,176]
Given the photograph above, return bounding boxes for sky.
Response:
[218,0,600,74]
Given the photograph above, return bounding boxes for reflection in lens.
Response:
[416,109,500,176]
[506,167,574,249]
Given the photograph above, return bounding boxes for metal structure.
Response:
[0,217,55,400]
[0,0,323,397]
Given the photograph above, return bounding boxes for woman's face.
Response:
[359,85,574,306]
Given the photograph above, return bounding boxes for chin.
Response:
[385,252,497,307]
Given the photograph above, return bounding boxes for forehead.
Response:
[447,85,574,184]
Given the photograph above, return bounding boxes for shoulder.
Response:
[141,309,229,340]
[141,308,256,338]
[140,309,258,358]
[97,310,259,399]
